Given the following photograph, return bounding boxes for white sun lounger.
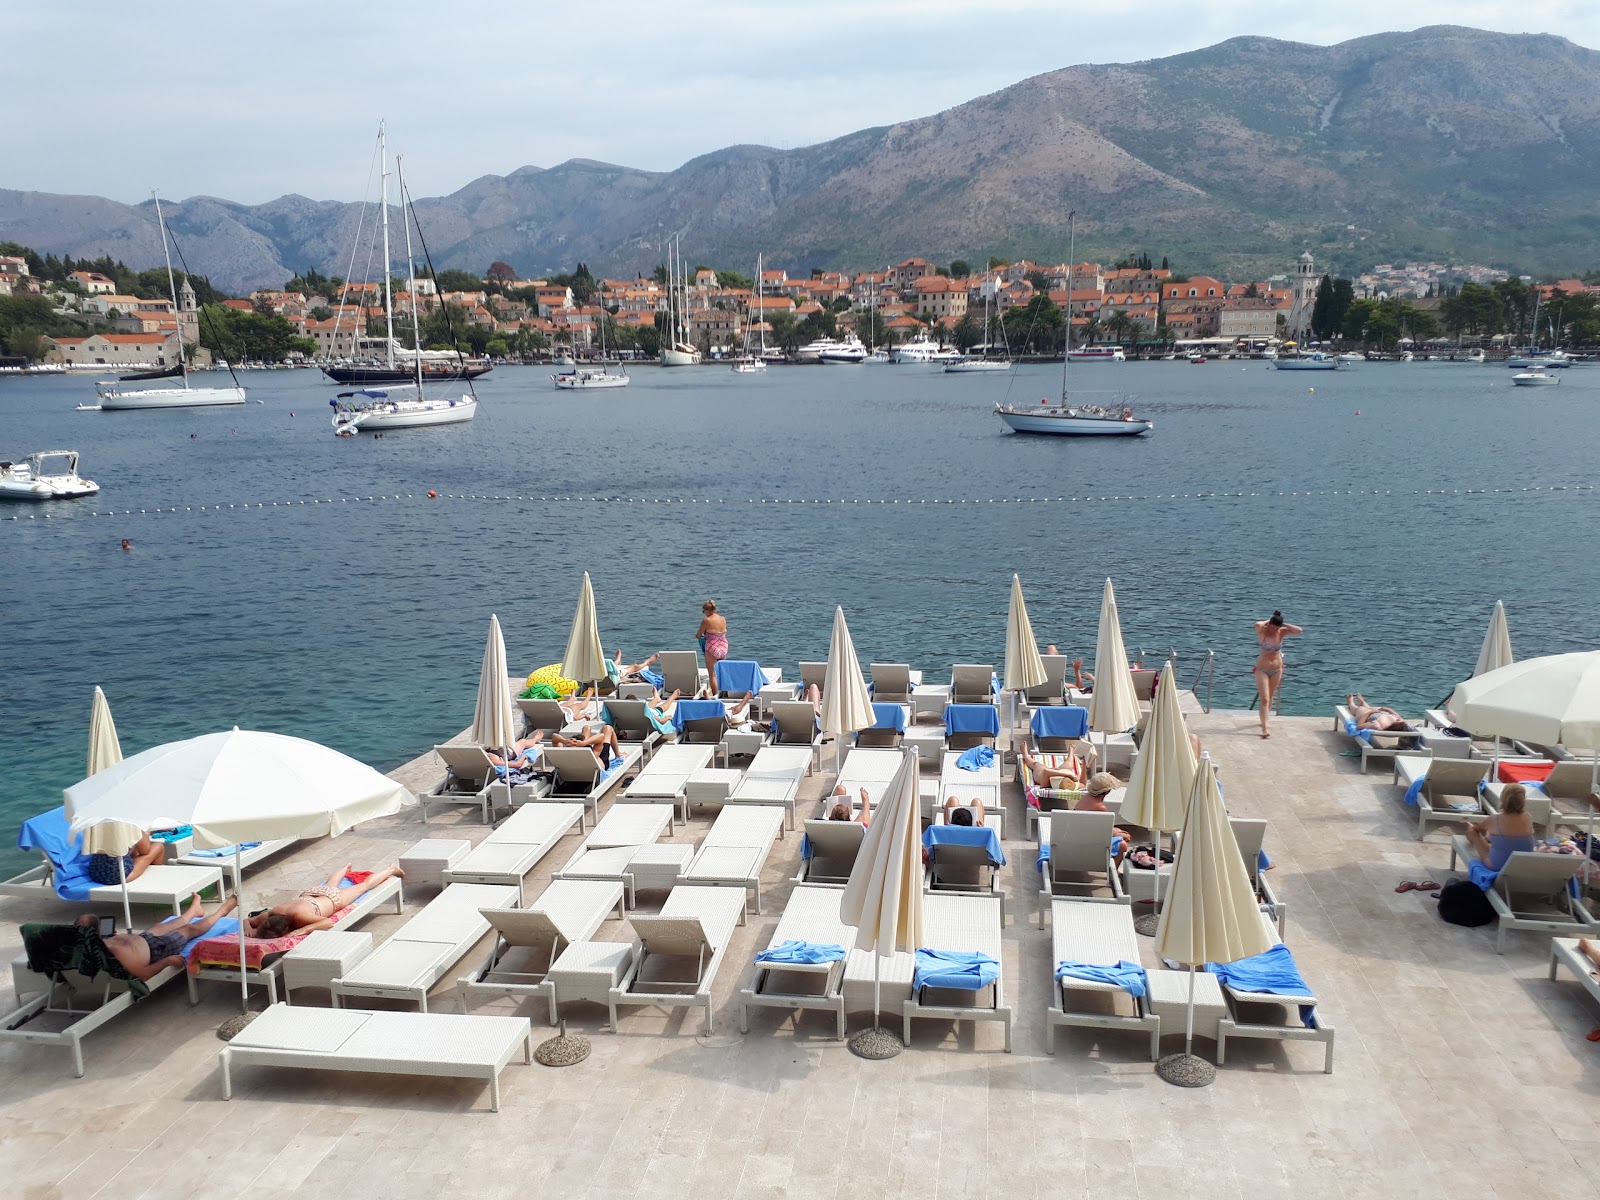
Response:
[767,701,821,768]
[725,745,813,829]
[827,747,905,817]
[738,883,852,1039]
[1,959,188,1078]
[178,839,298,893]
[457,878,627,1021]
[1215,914,1335,1073]
[423,743,505,824]
[797,819,866,884]
[218,1002,532,1111]
[902,891,1011,1052]
[520,745,640,827]
[1332,704,1426,773]
[609,884,748,1034]
[839,892,972,1017]
[658,649,708,698]
[1228,817,1287,938]
[1392,755,1490,838]
[442,803,584,902]
[1039,810,1128,918]
[554,804,677,907]
[621,743,715,823]
[681,803,787,912]
[603,699,664,757]
[0,859,226,915]
[951,663,997,706]
[1548,937,1600,1020]
[869,663,915,705]
[1046,899,1158,1058]
[329,882,519,1011]
[1449,834,1599,952]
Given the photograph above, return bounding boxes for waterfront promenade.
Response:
[1,707,1596,1200]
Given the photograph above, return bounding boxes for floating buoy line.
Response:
[2,483,1594,523]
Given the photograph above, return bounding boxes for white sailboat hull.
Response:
[336,396,477,432]
[97,385,247,409]
[1272,359,1340,371]
[552,370,629,389]
[660,347,701,367]
[995,406,1152,436]
[943,360,1012,373]
[1511,372,1559,387]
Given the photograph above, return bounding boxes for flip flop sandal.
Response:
[1417,881,1440,891]
[1394,882,1418,893]
[1587,1028,1600,1042]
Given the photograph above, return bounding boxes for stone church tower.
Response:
[1288,250,1318,337]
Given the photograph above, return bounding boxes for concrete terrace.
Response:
[2,707,1598,1200]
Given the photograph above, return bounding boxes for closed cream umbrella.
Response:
[560,571,608,692]
[1088,578,1141,770]
[819,606,875,771]
[1118,661,1197,935]
[66,728,410,1017]
[87,686,123,777]
[1472,600,1515,678]
[1153,753,1272,1086]
[470,614,518,764]
[839,746,925,1058]
[1004,574,1047,739]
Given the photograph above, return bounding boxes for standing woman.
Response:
[1252,610,1303,739]
[697,600,729,697]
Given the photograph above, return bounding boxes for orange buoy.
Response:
[427,490,437,499]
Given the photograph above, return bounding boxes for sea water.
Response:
[2,360,1596,862]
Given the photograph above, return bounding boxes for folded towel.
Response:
[922,824,1006,866]
[671,698,727,733]
[1032,706,1089,739]
[1206,943,1316,1027]
[955,745,996,771]
[1468,861,1500,890]
[639,668,665,691]
[869,703,907,733]
[185,842,264,859]
[945,704,1001,736]
[912,948,999,993]
[714,660,766,697]
[1055,959,1148,997]
[150,826,194,843]
[755,940,845,965]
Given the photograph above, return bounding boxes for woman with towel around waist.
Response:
[696,600,729,698]
[1252,610,1303,739]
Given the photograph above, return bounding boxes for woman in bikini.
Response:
[696,600,729,698]
[245,863,406,939]
[1253,610,1303,739]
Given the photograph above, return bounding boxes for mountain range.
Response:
[5,25,1598,293]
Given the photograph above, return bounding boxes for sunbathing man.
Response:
[76,893,238,982]
[944,795,987,827]
[87,831,166,887]
[1345,694,1412,732]
[553,723,627,768]
[245,863,406,939]
[607,650,660,685]
[1077,772,1133,866]
[485,730,545,769]
[826,785,872,827]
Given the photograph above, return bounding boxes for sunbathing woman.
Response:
[606,650,660,685]
[944,795,987,827]
[553,723,627,768]
[485,731,545,768]
[1344,695,1411,732]
[246,864,406,939]
[1466,784,1537,871]
[77,893,238,981]
[1019,747,1094,788]
[826,785,872,827]
[1253,611,1303,738]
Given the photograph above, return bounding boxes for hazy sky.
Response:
[8,2,1593,204]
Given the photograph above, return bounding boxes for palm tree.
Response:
[1103,308,1134,346]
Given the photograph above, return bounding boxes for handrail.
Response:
[1184,650,1215,713]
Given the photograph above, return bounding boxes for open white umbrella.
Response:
[65,728,410,1011]
[1472,600,1514,678]
[471,613,518,772]
[1088,579,1141,770]
[839,746,925,1058]
[88,686,123,778]
[1153,753,1272,1086]
[1004,574,1047,738]
[1117,661,1197,935]
[819,607,875,771]
[560,571,608,691]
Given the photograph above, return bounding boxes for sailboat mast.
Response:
[151,191,189,389]
[1062,210,1075,402]
[379,121,395,369]
[757,254,764,355]
[397,157,424,393]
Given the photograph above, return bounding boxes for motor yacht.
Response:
[0,450,99,500]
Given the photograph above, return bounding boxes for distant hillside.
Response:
[4,25,1598,291]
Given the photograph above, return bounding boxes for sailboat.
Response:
[331,142,477,434]
[659,235,702,366]
[945,269,1012,372]
[553,303,628,389]
[994,212,1151,437]
[731,254,768,373]
[93,192,247,410]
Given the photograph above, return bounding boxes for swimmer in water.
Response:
[121,539,131,551]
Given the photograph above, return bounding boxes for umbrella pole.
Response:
[235,845,249,1013]
[1155,964,1216,1087]
[118,853,132,934]
[848,951,904,1059]
[1184,964,1196,1057]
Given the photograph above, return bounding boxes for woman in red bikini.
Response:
[696,600,729,698]
[1253,610,1303,739]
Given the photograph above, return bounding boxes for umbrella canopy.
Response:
[840,747,925,958]
[1088,578,1141,733]
[470,613,518,750]
[1004,574,1047,691]
[1472,600,1515,678]
[560,571,608,686]
[1448,651,1600,749]
[87,686,123,777]
[1117,661,1196,836]
[1154,754,1273,968]
[819,606,875,746]
[65,729,410,853]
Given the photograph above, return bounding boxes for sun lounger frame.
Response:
[902,891,1011,1052]
[609,884,747,1034]
[1046,899,1158,1059]
[737,884,850,1039]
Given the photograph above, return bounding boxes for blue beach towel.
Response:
[1054,959,1148,997]
[639,668,665,691]
[1037,835,1123,872]
[755,940,845,965]
[18,808,98,901]
[714,659,765,697]
[1206,943,1317,1027]
[1032,706,1089,739]
[945,704,1000,737]
[923,824,1006,866]
[1403,777,1426,807]
[185,842,264,859]
[955,745,996,771]
[671,698,726,733]
[868,703,907,733]
[912,949,999,993]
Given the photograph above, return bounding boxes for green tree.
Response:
[856,308,886,349]
[716,269,753,290]
[1005,294,1065,353]
[1103,309,1134,345]
[828,295,852,314]
[797,310,837,342]
[948,260,971,279]
[284,267,342,298]
[1441,283,1503,337]
[1025,270,1049,292]
[950,311,982,351]
[198,305,314,362]
[431,268,486,293]
[987,256,1010,269]
[1310,275,1334,338]
[485,337,510,357]
[767,311,800,351]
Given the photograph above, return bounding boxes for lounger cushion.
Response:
[188,873,380,972]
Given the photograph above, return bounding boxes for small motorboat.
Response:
[1511,371,1559,387]
[0,450,100,500]
[1186,352,1206,364]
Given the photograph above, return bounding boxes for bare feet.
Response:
[390,865,405,879]
[184,893,204,920]
[219,895,239,916]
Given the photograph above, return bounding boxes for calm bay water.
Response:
[3,359,1597,865]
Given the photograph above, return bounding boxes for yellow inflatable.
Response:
[525,663,580,697]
